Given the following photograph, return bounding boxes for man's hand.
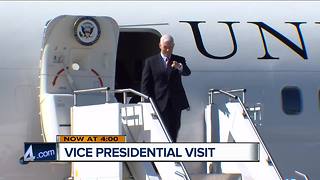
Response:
[171,61,183,70]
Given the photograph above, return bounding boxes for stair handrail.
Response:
[295,170,309,180]
[209,89,283,180]
[209,88,246,104]
[73,87,191,180]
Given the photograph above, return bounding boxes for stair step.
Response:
[190,173,242,180]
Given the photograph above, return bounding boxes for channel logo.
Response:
[24,143,57,161]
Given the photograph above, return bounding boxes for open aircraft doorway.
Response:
[115,29,160,103]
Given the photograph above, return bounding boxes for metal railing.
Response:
[209,89,283,180]
[73,87,147,105]
[208,88,246,104]
[295,170,309,180]
[73,87,191,180]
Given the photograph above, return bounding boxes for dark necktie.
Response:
[166,57,172,69]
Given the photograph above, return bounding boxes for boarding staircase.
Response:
[68,88,247,180]
[204,89,283,180]
[70,88,191,180]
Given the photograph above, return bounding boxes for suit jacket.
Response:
[141,53,191,112]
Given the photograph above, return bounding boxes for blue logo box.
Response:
[24,143,57,161]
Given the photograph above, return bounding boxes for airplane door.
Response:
[39,15,119,141]
[115,29,160,103]
[40,15,119,96]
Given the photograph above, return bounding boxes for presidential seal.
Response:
[74,16,101,46]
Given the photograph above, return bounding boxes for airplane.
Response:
[1,1,320,179]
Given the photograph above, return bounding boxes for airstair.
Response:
[204,89,283,180]
[69,88,191,180]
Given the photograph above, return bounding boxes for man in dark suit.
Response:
[141,34,191,142]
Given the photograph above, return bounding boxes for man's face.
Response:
[159,40,174,56]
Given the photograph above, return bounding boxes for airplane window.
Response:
[281,87,302,115]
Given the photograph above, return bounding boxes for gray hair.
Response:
[160,34,174,45]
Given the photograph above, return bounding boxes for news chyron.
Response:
[24,135,259,162]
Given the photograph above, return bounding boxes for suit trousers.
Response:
[160,99,181,143]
